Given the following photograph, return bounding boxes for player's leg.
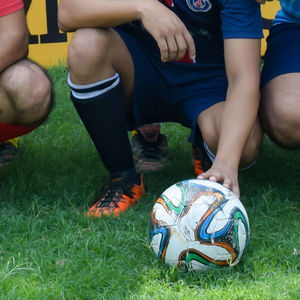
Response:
[260,74,300,149]
[0,59,53,165]
[67,28,144,217]
[0,59,53,127]
[132,123,169,173]
[196,102,263,170]
[260,23,300,149]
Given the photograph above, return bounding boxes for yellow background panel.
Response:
[27,0,281,68]
[27,0,73,67]
[261,1,281,54]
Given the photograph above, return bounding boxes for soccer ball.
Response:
[149,179,250,271]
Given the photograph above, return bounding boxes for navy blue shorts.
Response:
[261,22,300,89]
[115,28,228,143]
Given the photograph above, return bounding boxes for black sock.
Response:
[68,73,136,177]
[111,167,141,185]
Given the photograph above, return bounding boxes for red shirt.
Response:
[0,0,24,17]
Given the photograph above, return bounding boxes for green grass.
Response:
[0,66,299,299]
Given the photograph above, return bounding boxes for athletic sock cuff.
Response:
[203,141,257,171]
[68,73,120,101]
[203,141,215,163]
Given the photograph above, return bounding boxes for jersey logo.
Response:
[162,0,174,7]
[186,0,212,12]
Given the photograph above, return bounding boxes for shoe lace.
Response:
[97,178,135,208]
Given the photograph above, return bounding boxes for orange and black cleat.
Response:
[86,175,145,218]
[192,143,212,176]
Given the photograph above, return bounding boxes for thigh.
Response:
[116,28,171,126]
[260,22,300,125]
[117,28,228,131]
[261,73,300,124]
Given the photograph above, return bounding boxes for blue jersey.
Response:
[274,0,300,26]
[120,0,262,65]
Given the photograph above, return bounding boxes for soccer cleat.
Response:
[86,175,145,217]
[132,123,169,173]
[0,138,19,167]
[192,141,212,176]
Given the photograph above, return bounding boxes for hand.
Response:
[139,0,195,62]
[197,163,240,198]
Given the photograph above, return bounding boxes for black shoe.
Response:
[132,124,169,173]
[0,138,19,167]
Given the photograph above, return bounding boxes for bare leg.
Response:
[197,102,263,168]
[0,59,53,126]
[260,73,300,149]
[68,28,134,109]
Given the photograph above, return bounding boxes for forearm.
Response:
[214,80,260,170]
[58,0,146,32]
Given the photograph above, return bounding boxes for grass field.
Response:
[0,66,299,299]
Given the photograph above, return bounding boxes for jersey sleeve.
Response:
[219,0,263,39]
[0,0,24,17]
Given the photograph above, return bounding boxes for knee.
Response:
[1,60,53,126]
[68,28,112,78]
[265,113,300,149]
[260,94,300,149]
[24,68,53,125]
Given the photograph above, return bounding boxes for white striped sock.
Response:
[68,73,120,100]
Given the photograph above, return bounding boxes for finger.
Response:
[165,36,178,61]
[223,178,232,190]
[232,185,240,198]
[157,37,169,62]
[174,33,187,61]
[223,183,231,189]
[182,29,196,61]
[209,173,224,182]
[197,171,210,179]
[209,176,217,182]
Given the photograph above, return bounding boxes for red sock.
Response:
[0,121,38,142]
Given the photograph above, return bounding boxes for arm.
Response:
[58,0,195,62]
[58,0,142,31]
[0,9,28,72]
[199,39,261,197]
[218,38,261,170]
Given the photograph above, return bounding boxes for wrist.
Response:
[212,157,239,173]
[135,0,158,20]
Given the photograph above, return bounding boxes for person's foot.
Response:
[132,124,169,173]
[0,138,19,167]
[86,174,145,217]
[192,139,212,176]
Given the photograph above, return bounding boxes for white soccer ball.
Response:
[149,179,250,271]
